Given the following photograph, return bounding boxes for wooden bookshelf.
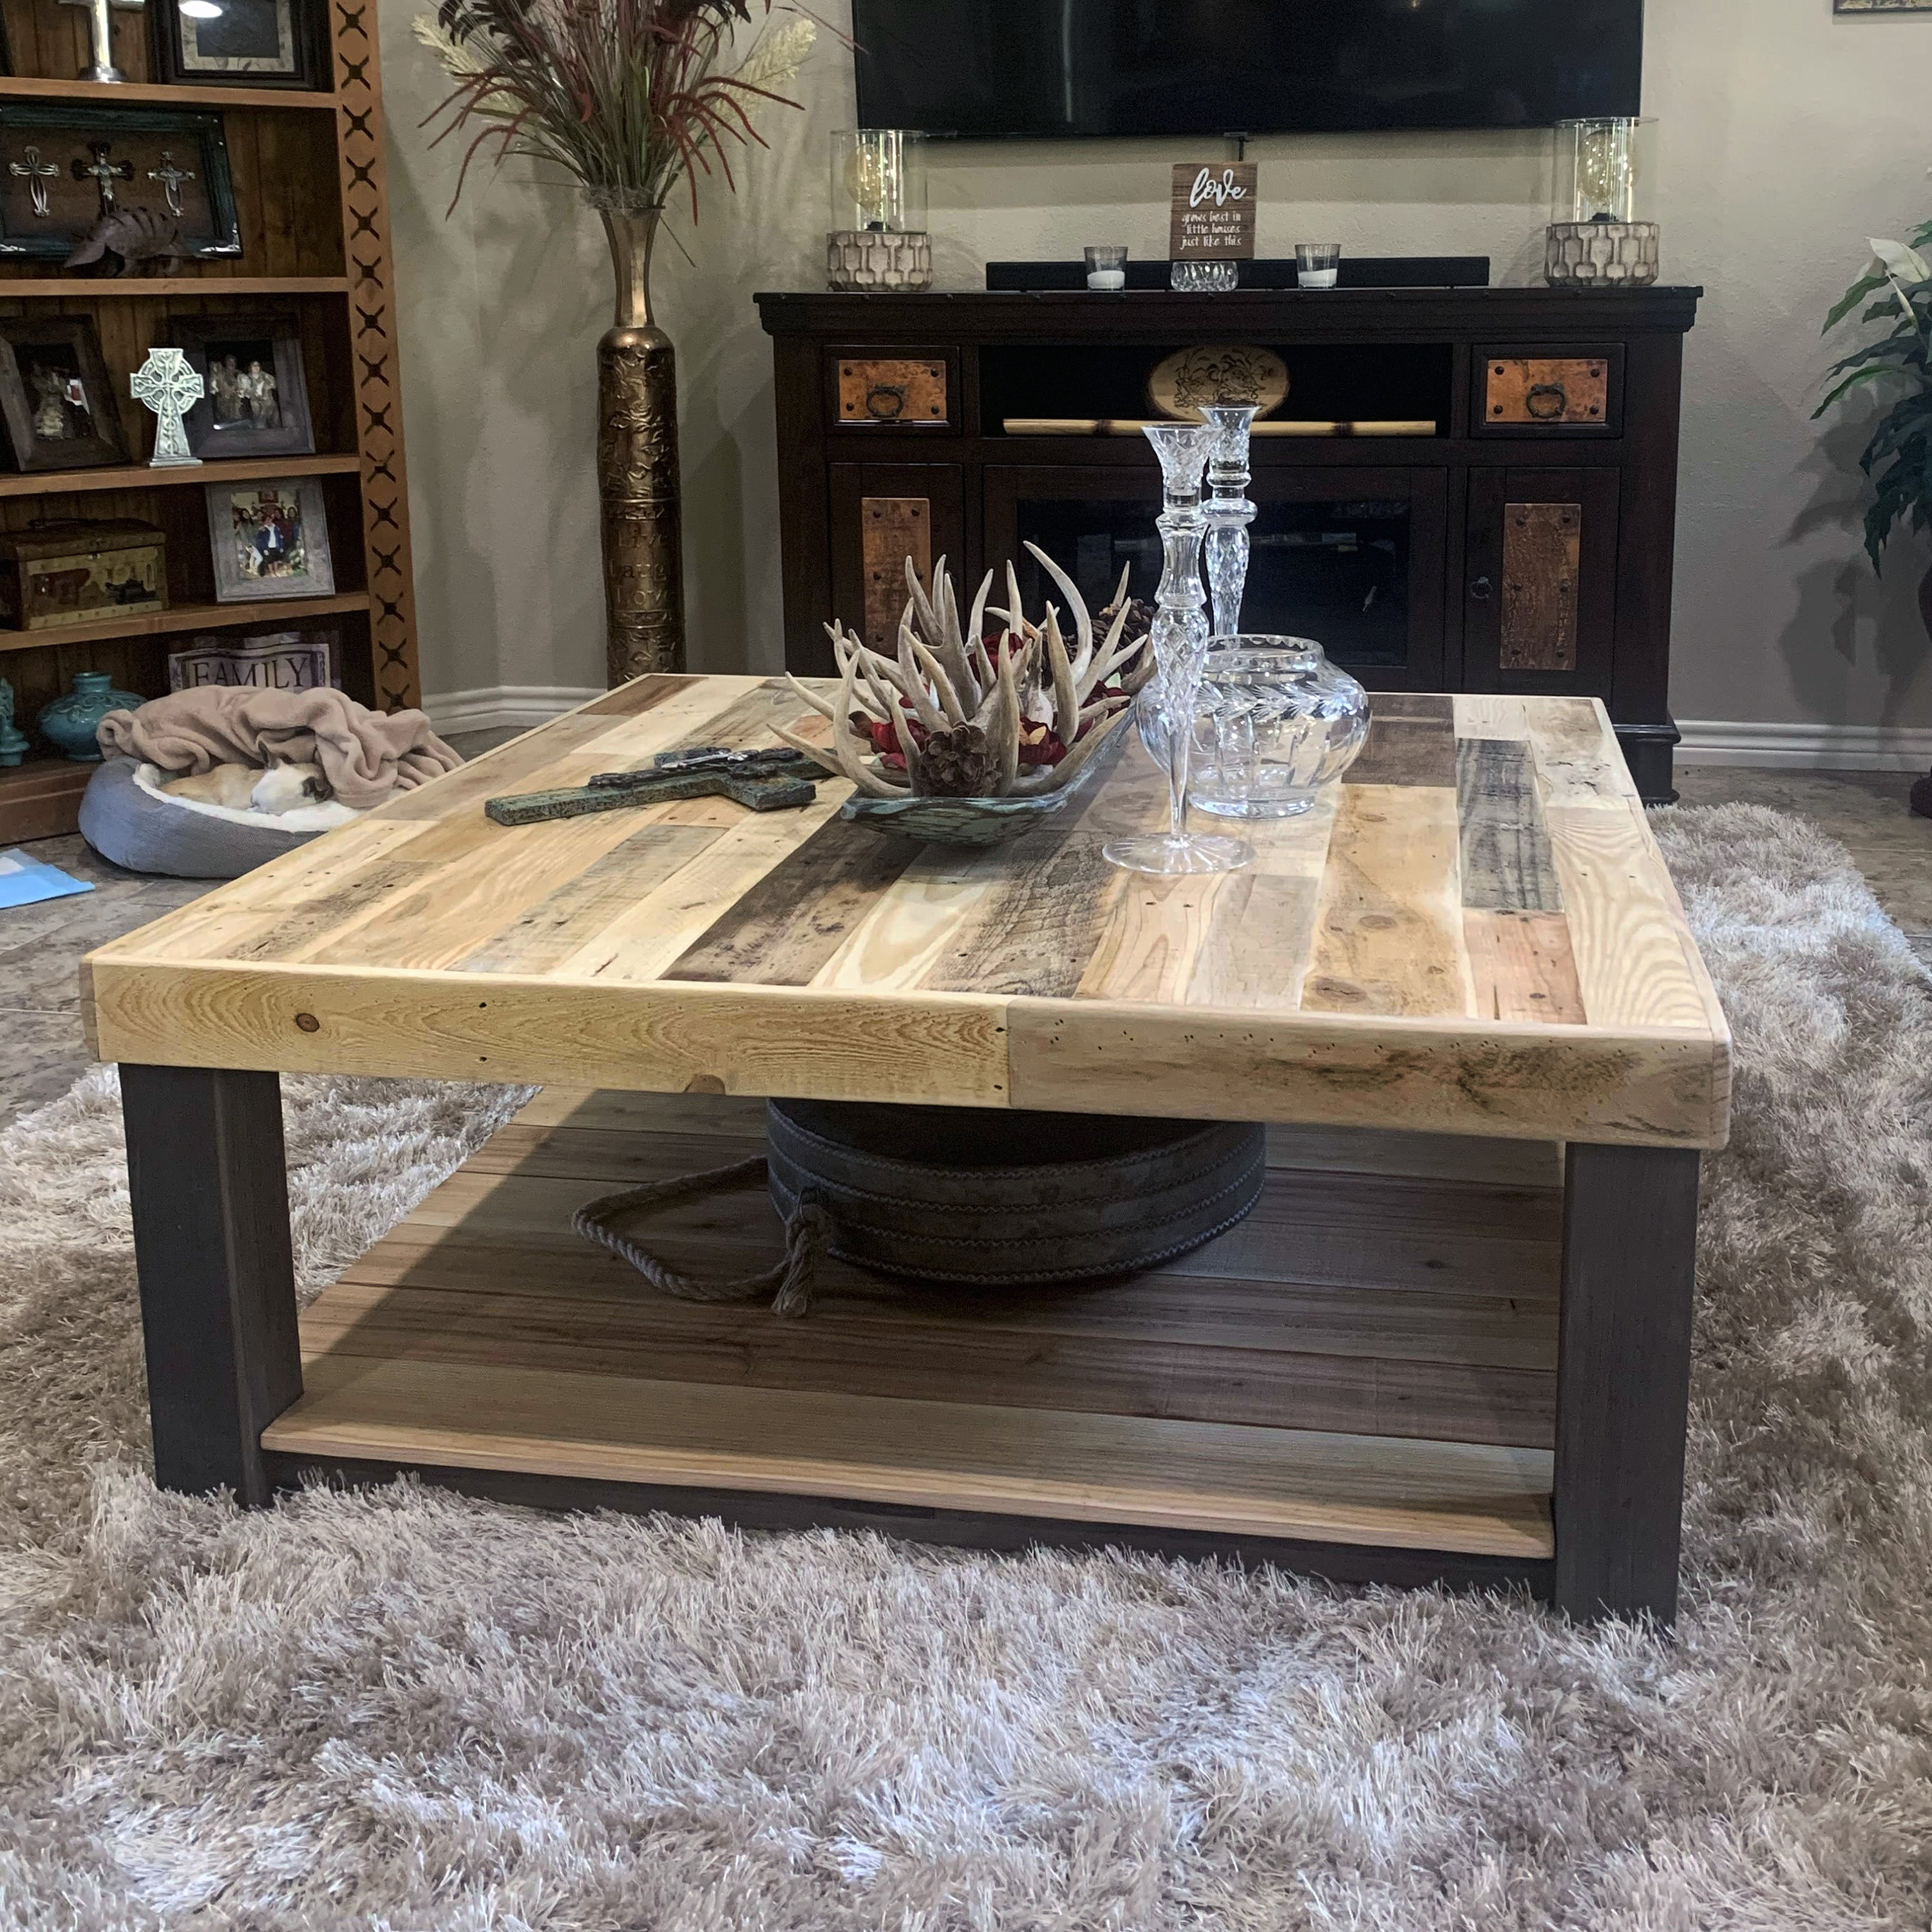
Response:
[0,452,361,498]
[0,75,342,111]
[0,0,418,840]
[0,590,371,651]
[1,278,350,298]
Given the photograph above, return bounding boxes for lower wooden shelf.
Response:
[265,1089,1563,1561]
[0,592,374,654]
[0,755,91,842]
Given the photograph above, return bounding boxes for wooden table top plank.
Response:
[459,819,736,977]
[1341,703,1460,788]
[1463,909,1588,1026]
[1520,697,1642,808]
[1452,693,1530,742]
[83,675,1730,1147]
[1456,737,1563,915]
[665,811,923,987]
[1303,784,1475,1019]
[1544,799,1719,1034]
[543,789,855,985]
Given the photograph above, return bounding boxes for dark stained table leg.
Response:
[1553,1141,1701,1624]
[122,1065,302,1506]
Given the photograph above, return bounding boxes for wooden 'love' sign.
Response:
[1170,163,1258,261]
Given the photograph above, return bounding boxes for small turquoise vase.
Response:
[0,677,28,768]
[37,670,142,764]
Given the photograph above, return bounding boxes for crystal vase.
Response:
[1104,424,1253,876]
[1200,402,1259,640]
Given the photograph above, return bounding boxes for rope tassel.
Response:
[573,1155,831,1318]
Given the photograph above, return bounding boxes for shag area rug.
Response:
[3,804,1931,1931]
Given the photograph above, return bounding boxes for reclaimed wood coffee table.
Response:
[84,676,1729,1623]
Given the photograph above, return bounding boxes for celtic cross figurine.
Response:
[130,348,204,468]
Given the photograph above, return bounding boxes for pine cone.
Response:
[1098,596,1153,647]
[918,723,997,797]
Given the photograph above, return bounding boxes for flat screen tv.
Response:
[851,0,1643,140]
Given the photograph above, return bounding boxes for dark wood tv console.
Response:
[756,286,1701,803]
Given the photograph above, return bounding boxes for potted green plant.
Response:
[1817,223,1932,628]
[417,0,819,684]
[1817,220,1932,811]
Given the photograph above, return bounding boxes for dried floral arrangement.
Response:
[415,0,819,217]
[778,544,1154,800]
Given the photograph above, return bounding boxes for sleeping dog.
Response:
[161,761,335,815]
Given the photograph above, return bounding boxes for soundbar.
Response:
[1002,418,1438,438]
[985,256,1490,292]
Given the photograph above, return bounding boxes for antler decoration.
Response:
[776,545,1155,800]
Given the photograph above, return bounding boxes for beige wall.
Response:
[381,0,1932,732]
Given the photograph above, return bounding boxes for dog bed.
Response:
[79,757,360,879]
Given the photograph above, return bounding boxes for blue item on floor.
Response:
[0,848,94,909]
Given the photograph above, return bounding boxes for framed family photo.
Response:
[0,316,129,471]
[151,0,327,88]
[168,312,314,459]
[205,477,335,602]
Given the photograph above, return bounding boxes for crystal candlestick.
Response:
[1200,402,1258,641]
[1104,423,1253,877]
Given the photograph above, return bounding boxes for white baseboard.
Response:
[1676,719,1932,773]
[423,685,601,735]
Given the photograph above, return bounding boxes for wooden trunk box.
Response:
[0,518,166,630]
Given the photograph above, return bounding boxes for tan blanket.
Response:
[97,687,462,811]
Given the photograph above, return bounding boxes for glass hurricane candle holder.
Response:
[1546,117,1660,288]
[1104,423,1253,877]
[1296,243,1341,290]
[1084,245,1128,291]
[827,128,933,291]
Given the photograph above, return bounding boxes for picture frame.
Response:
[1834,1,1932,10]
[0,315,130,473]
[167,312,314,459]
[0,104,242,262]
[205,476,336,602]
[150,0,327,90]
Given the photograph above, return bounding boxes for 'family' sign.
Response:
[1169,163,1258,261]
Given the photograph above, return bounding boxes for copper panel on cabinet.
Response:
[837,358,949,426]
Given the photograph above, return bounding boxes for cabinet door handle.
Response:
[866,383,909,421]
[1469,575,1494,602]
[1526,382,1569,421]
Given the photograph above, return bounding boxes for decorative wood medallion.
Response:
[1501,503,1582,671]
[1486,358,1607,427]
[838,359,948,426]
[333,0,421,709]
[860,497,931,647]
[1148,345,1289,420]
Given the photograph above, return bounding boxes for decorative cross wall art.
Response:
[0,106,242,261]
[146,152,194,219]
[8,148,55,219]
[73,142,133,214]
[131,348,207,469]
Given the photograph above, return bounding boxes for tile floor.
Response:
[3,753,1927,1129]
